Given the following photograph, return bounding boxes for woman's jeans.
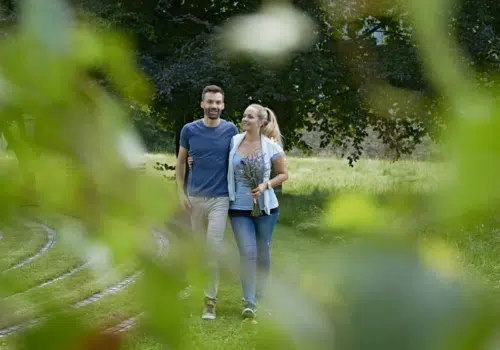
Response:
[229,209,279,306]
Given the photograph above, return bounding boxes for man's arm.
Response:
[176,125,191,210]
[176,146,188,193]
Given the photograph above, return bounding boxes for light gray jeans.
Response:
[188,196,229,300]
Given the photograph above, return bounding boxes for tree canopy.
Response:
[2,0,500,163]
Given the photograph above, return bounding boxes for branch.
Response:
[166,13,214,30]
[359,23,384,39]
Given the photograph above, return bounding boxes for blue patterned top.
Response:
[229,150,282,210]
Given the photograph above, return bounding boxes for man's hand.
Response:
[178,191,191,211]
[187,156,193,169]
[251,183,267,199]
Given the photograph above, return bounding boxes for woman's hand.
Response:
[251,183,267,199]
[187,156,193,169]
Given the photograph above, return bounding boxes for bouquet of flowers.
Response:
[237,152,267,216]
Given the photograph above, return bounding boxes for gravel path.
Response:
[0,223,170,338]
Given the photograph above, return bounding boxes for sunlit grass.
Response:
[285,157,447,194]
[143,153,448,194]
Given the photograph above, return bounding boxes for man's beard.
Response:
[205,108,221,119]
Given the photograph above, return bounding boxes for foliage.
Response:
[130,105,175,153]
[69,0,455,163]
[4,0,500,163]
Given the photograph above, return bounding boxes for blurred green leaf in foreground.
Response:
[0,0,181,347]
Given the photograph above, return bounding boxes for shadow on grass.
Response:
[162,186,499,248]
[276,189,331,239]
[276,188,437,243]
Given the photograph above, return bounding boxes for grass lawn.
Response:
[0,154,498,349]
[0,223,48,272]
[121,223,332,350]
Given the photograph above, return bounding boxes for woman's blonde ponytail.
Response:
[261,107,283,146]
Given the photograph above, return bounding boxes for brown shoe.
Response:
[202,297,216,320]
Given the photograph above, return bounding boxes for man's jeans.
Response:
[229,210,279,305]
[189,196,229,300]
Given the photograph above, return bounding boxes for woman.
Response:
[227,103,288,318]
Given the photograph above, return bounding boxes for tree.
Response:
[38,0,500,163]
[70,0,427,162]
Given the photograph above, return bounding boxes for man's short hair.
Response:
[202,85,224,100]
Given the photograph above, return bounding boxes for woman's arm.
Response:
[268,154,288,188]
[251,154,288,199]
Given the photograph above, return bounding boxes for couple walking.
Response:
[175,85,288,320]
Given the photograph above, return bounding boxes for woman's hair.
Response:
[248,103,283,146]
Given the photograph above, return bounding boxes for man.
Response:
[175,85,238,320]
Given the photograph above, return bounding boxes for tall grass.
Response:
[144,153,445,220]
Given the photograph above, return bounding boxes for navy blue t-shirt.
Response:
[180,119,238,197]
